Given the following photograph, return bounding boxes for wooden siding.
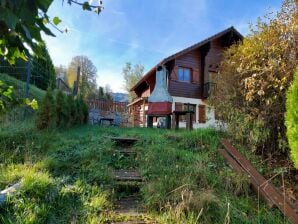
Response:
[171,49,201,84]
[168,80,201,98]
[204,38,223,83]
[141,88,150,97]
[167,49,202,98]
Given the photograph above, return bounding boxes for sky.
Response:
[44,0,283,93]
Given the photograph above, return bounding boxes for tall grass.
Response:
[0,124,287,223]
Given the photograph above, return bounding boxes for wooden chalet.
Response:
[128,26,243,128]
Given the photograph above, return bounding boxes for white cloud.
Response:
[96,69,126,93]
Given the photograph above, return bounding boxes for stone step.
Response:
[113,170,143,182]
[117,148,137,156]
[114,196,144,214]
[111,137,138,146]
[111,221,147,224]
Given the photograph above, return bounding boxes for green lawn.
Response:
[0,124,286,223]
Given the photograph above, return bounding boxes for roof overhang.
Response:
[130,26,243,92]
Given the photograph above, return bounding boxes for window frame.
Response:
[177,67,192,83]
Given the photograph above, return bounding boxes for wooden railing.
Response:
[203,82,216,98]
[87,99,128,113]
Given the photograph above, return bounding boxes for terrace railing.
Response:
[87,99,128,113]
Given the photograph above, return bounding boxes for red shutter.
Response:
[199,105,206,123]
[175,102,183,111]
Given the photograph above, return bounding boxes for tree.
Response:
[67,94,76,126]
[285,68,298,169]
[67,55,97,98]
[104,84,113,101]
[55,90,65,127]
[209,0,297,153]
[0,0,103,64]
[31,42,56,90]
[36,88,56,129]
[122,63,144,102]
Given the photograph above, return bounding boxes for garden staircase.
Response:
[110,137,155,224]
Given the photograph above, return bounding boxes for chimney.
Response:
[148,65,173,115]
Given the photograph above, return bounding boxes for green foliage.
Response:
[36,88,56,129]
[38,89,88,129]
[0,79,14,113]
[31,42,56,90]
[78,95,89,123]
[286,68,298,168]
[0,0,103,64]
[210,0,298,152]
[122,62,144,102]
[66,94,76,126]
[0,74,45,103]
[0,74,41,116]
[55,90,65,127]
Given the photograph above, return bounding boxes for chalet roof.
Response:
[131,26,243,91]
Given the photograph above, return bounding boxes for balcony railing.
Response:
[203,82,216,98]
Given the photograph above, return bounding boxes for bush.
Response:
[36,91,88,129]
[210,0,297,153]
[286,68,298,168]
[36,89,56,129]
[67,95,76,127]
[55,90,65,127]
[77,95,89,124]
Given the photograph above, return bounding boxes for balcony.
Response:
[203,82,216,98]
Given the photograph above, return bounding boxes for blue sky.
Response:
[44,0,283,93]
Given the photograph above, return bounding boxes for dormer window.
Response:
[178,67,191,82]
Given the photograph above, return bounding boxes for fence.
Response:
[87,99,128,113]
[0,59,49,125]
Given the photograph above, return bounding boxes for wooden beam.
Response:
[221,139,298,224]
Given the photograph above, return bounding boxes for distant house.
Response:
[56,76,71,94]
[128,26,243,128]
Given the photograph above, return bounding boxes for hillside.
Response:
[0,73,45,103]
[112,92,128,102]
[0,125,287,223]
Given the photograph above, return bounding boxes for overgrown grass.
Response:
[0,123,287,223]
[0,73,45,103]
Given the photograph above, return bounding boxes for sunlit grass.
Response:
[0,124,287,223]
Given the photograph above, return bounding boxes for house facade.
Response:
[128,27,242,128]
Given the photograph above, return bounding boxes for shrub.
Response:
[285,68,298,168]
[210,0,297,153]
[36,89,56,129]
[55,90,65,127]
[81,96,89,124]
[67,95,76,126]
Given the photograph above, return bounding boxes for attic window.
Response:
[178,67,191,82]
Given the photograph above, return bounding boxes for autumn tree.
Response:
[123,63,144,102]
[67,55,97,98]
[209,0,297,153]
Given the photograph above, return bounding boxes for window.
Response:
[178,67,191,82]
[175,103,196,122]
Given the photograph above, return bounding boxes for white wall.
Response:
[172,96,220,129]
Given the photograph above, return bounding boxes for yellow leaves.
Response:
[24,98,38,110]
[257,89,265,96]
